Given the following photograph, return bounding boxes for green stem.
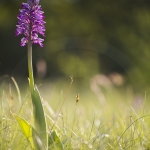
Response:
[28,38,34,91]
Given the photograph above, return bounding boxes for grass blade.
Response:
[48,130,63,150]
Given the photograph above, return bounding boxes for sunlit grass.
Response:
[1,77,150,149]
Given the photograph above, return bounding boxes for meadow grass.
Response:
[0,77,150,150]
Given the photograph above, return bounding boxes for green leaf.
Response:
[14,114,35,149]
[31,85,48,149]
[48,130,63,150]
[14,114,44,150]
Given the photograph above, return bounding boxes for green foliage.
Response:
[14,114,45,150]
[48,130,63,150]
[31,85,48,149]
[1,79,150,149]
[13,114,35,149]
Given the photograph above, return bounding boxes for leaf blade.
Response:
[31,85,48,148]
[13,114,35,149]
[48,130,63,150]
[14,114,44,150]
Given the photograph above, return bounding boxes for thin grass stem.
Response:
[50,76,73,132]
[11,77,21,104]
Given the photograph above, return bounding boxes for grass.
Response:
[0,77,150,150]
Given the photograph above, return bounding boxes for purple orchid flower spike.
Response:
[28,0,40,6]
[16,0,45,47]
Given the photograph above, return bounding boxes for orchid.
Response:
[15,1,48,149]
[16,0,45,47]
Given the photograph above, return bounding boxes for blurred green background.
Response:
[0,0,150,94]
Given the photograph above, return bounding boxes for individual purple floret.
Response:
[16,0,45,47]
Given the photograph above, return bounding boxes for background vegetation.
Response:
[0,0,150,91]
